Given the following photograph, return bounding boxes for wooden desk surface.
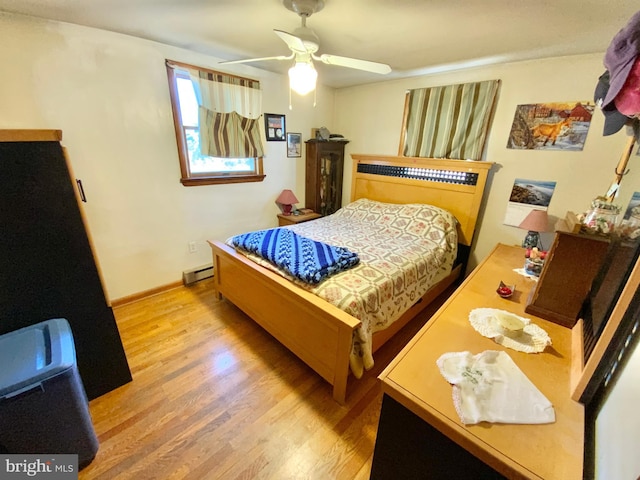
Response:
[379,243,584,480]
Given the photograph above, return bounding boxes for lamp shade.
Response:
[276,189,299,216]
[276,189,299,205]
[519,209,548,250]
[288,62,317,95]
[518,210,549,232]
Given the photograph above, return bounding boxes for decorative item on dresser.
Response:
[305,138,348,216]
[518,209,549,249]
[208,154,493,404]
[525,229,610,328]
[0,129,131,400]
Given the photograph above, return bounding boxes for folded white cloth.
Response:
[437,350,556,425]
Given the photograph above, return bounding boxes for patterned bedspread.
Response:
[231,198,458,378]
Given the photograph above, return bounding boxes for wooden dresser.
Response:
[373,244,584,479]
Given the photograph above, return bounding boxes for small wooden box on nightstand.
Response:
[277,211,322,226]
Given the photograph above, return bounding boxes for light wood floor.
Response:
[79,278,452,480]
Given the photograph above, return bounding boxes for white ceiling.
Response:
[0,0,638,88]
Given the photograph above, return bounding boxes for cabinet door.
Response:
[305,141,346,216]
[317,149,343,215]
[0,140,131,400]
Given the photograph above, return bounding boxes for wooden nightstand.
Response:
[277,211,322,226]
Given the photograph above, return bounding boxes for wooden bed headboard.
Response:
[350,154,493,247]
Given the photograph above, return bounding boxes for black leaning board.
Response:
[0,140,131,400]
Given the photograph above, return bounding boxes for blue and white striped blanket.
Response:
[230,227,360,285]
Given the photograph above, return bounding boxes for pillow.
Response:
[334,198,458,246]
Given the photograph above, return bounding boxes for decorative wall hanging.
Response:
[287,132,302,157]
[503,178,556,227]
[507,102,594,151]
[265,113,286,141]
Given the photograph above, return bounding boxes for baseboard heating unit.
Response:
[182,263,214,286]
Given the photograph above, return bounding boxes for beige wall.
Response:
[2,11,640,300]
[334,55,640,271]
[0,12,335,300]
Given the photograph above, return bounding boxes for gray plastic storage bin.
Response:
[0,318,99,468]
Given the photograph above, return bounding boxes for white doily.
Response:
[469,308,551,353]
[513,268,539,281]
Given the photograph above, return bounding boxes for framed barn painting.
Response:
[507,101,594,151]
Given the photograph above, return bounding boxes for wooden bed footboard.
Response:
[210,240,361,404]
[210,240,461,404]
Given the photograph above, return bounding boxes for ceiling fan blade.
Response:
[314,54,391,74]
[219,53,294,65]
[274,29,308,53]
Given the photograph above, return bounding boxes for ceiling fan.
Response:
[219,0,391,95]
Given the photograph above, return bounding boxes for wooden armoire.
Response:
[304,139,349,216]
[0,129,131,400]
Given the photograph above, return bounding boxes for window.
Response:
[166,60,265,186]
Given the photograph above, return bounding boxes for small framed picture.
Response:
[264,113,286,141]
[286,132,302,157]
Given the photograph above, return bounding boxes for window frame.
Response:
[166,60,265,186]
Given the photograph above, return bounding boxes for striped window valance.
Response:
[190,70,262,120]
[401,80,500,161]
[199,108,264,158]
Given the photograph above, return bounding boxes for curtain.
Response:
[183,67,264,158]
[199,108,264,158]
[190,70,261,119]
[402,80,500,161]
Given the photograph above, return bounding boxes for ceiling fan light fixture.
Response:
[288,61,317,95]
[283,0,324,18]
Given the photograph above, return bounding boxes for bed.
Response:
[208,154,493,403]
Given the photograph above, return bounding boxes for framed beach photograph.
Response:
[264,113,286,141]
[503,178,557,227]
[286,132,302,157]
